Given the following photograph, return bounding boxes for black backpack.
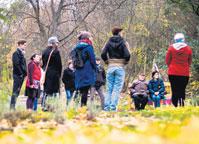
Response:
[70,48,85,69]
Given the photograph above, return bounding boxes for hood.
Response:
[76,42,90,50]
[108,35,124,48]
[172,42,187,50]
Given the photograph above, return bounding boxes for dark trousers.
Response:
[79,86,90,107]
[27,97,35,109]
[169,75,189,107]
[26,88,39,110]
[132,94,148,110]
[10,75,25,110]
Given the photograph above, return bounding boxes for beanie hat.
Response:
[174,33,185,43]
[77,31,92,40]
[48,36,59,45]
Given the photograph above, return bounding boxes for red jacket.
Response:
[165,43,192,76]
[26,61,41,88]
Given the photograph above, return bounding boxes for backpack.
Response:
[70,48,85,69]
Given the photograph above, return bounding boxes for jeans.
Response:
[151,94,161,108]
[33,98,38,111]
[104,66,125,111]
[65,89,73,105]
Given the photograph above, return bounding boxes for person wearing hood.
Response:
[166,33,192,107]
[10,40,27,110]
[101,27,130,111]
[74,31,96,107]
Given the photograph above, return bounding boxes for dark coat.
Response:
[101,35,130,63]
[12,48,27,77]
[62,68,75,91]
[74,42,96,89]
[148,79,165,98]
[42,47,62,94]
[95,64,106,88]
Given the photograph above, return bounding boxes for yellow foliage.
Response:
[132,23,150,37]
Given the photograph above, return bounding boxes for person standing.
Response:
[129,73,148,110]
[148,71,165,108]
[10,40,27,110]
[25,54,41,111]
[62,60,75,106]
[166,33,192,107]
[90,57,106,109]
[42,36,62,110]
[101,27,130,111]
[73,31,96,107]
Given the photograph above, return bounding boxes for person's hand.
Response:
[154,92,159,95]
[30,85,34,88]
[140,90,145,93]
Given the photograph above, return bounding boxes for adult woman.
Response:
[166,33,192,107]
[42,36,62,97]
[101,27,130,111]
[73,31,96,106]
[25,54,41,111]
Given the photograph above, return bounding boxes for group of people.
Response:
[130,71,165,110]
[10,26,192,112]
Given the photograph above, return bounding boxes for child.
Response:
[148,71,165,108]
[90,57,106,109]
[62,60,75,106]
[25,54,41,111]
[129,73,148,110]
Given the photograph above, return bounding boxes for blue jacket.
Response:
[148,79,165,97]
[74,42,96,89]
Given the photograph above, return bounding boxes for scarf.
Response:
[80,38,92,45]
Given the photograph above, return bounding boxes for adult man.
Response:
[10,40,27,110]
[130,73,148,110]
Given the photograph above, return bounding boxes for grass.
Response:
[0,93,199,144]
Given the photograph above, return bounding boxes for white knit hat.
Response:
[48,36,59,45]
[174,33,185,40]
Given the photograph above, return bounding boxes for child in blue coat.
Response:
[148,71,165,108]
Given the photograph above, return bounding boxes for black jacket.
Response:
[42,47,62,94]
[95,64,106,87]
[101,35,130,62]
[12,48,27,77]
[62,68,75,91]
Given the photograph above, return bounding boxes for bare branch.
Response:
[59,0,102,42]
